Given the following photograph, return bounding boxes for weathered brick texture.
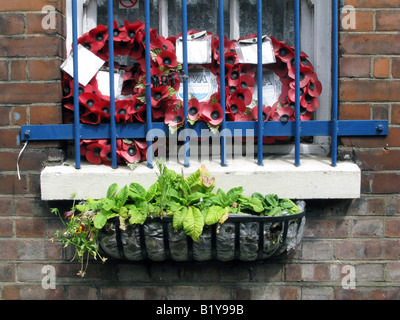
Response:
[0,0,399,301]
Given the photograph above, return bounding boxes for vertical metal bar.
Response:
[72,0,81,169]
[294,0,301,167]
[144,0,153,168]
[182,0,190,168]
[257,0,263,166]
[218,0,227,167]
[107,0,118,168]
[332,0,339,167]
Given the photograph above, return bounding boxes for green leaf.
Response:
[187,192,205,205]
[129,182,147,201]
[226,186,243,204]
[268,207,282,217]
[185,169,201,188]
[101,198,116,211]
[205,205,228,226]
[128,207,147,225]
[183,207,204,242]
[107,183,118,199]
[94,210,115,229]
[265,194,279,207]
[116,185,129,207]
[145,182,158,202]
[172,206,188,230]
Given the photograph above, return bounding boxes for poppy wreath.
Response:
[61,20,322,166]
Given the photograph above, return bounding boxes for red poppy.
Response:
[230,88,253,106]
[226,96,246,121]
[288,85,306,103]
[89,25,108,48]
[238,74,255,94]
[307,74,323,98]
[151,85,169,107]
[85,142,104,164]
[164,105,185,128]
[188,98,202,123]
[112,21,127,42]
[122,20,144,43]
[301,93,319,112]
[272,106,295,123]
[251,105,274,122]
[226,66,240,87]
[270,36,294,63]
[78,32,103,54]
[156,50,178,69]
[115,99,134,123]
[202,102,224,126]
[79,92,102,112]
[117,140,141,163]
[130,95,146,122]
[153,35,176,52]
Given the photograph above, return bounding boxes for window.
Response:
[23,0,388,200]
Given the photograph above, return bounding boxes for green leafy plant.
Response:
[52,159,302,276]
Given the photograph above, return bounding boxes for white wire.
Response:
[17,141,29,180]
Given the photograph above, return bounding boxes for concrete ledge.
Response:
[40,155,361,200]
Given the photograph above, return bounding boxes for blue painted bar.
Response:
[107,0,118,168]
[181,0,190,167]
[21,120,389,141]
[218,0,227,167]
[256,0,264,166]
[72,0,81,169]
[332,0,339,167]
[144,0,153,168]
[294,0,301,167]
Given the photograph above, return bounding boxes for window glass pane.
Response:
[169,0,230,38]
[239,0,294,45]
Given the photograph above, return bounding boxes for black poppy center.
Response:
[300,106,308,115]
[279,47,289,57]
[88,113,98,123]
[87,99,94,108]
[113,28,120,37]
[117,109,127,115]
[93,147,101,157]
[280,114,290,123]
[83,43,91,50]
[231,104,239,114]
[127,146,137,156]
[309,82,315,91]
[128,30,136,39]
[237,93,245,101]
[102,107,110,115]
[134,103,142,111]
[173,116,183,123]
[106,152,112,161]
[305,94,313,104]
[211,110,220,120]
[230,71,239,80]
[153,92,163,100]
[189,107,198,116]
[163,57,172,65]
[241,81,248,89]
[262,112,268,121]
[226,56,235,65]
[95,34,103,42]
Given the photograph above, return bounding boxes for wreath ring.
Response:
[61,20,322,166]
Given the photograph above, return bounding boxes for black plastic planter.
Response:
[98,203,306,262]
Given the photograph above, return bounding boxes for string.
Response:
[17,141,28,180]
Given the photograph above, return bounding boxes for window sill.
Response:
[40,155,361,200]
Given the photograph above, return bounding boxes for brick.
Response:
[10,60,26,81]
[26,13,64,35]
[15,198,50,217]
[0,198,13,217]
[18,240,46,260]
[355,263,385,282]
[371,173,400,194]
[11,106,28,126]
[336,240,400,260]
[341,10,373,32]
[16,218,46,238]
[0,240,18,260]
[372,104,389,120]
[344,0,400,8]
[373,58,390,79]
[0,219,13,237]
[391,104,400,124]
[340,57,370,78]
[376,10,400,31]
[68,286,98,300]
[386,218,400,237]
[386,262,400,280]
[302,287,333,300]
[340,80,400,102]
[0,175,28,195]
[340,104,370,120]
[0,60,9,81]
[0,37,62,58]
[0,107,10,126]
[341,33,400,55]
[301,241,334,260]
[0,14,25,35]
[27,59,62,81]
[0,128,20,148]
[303,218,349,238]
[351,218,384,237]
[355,149,400,171]
[0,264,15,282]
[30,105,62,124]
[0,83,61,104]
[0,0,63,12]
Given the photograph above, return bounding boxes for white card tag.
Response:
[60,44,105,86]
[236,36,276,65]
[251,71,282,108]
[96,70,125,99]
[176,31,212,64]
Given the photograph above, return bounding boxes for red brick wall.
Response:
[0,0,399,300]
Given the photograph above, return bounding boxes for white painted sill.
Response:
[40,155,361,200]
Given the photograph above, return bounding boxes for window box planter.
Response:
[98,205,305,262]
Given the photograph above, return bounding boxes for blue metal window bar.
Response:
[21,0,388,169]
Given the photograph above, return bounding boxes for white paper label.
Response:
[96,70,125,99]
[60,44,105,86]
[176,68,218,102]
[252,71,282,108]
